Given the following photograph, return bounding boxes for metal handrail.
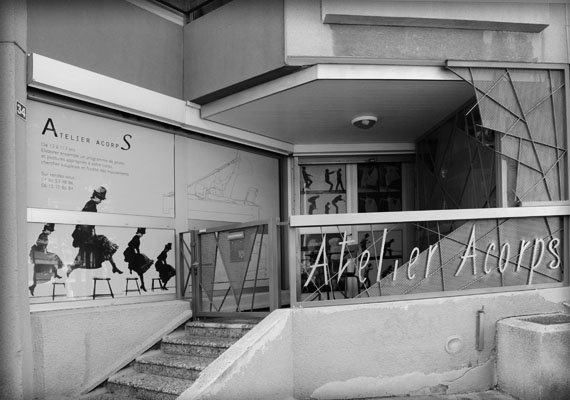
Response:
[290,205,570,228]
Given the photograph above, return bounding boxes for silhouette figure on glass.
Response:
[307,195,320,215]
[324,169,334,191]
[385,166,401,189]
[28,223,64,296]
[68,187,122,276]
[359,233,370,253]
[331,194,345,213]
[123,227,154,292]
[380,264,394,279]
[155,243,176,290]
[360,164,379,189]
[335,168,345,191]
[301,166,313,190]
[324,202,331,214]
[384,238,395,258]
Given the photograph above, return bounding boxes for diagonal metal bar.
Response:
[506,69,553,201]
[517,150,567,201]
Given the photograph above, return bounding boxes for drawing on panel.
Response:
[186,152,261,221]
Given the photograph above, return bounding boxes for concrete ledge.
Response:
[178,309,293,400]
[31,300,191,398]
[497,313,570,400]
[322,0,550,33]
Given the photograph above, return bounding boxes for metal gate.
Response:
[179,219,281,319]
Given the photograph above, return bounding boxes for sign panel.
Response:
[299,217,565,302]
[184,138,280,223]
[27,222,176,303]
[27,101,174,217]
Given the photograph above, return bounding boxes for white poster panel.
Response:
[28,222,176,303]
[27,101,174,217]
[184,138,280,223]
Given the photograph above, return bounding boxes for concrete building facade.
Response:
[1,1,569,399]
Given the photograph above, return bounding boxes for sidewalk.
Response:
[356,390,518,400]
[350,390,517,400]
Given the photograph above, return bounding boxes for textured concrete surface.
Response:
[75,389,520,400]
[107,368,192,400]
[364,390,518,399]
[497,313,570,400]
[31,301,191,398]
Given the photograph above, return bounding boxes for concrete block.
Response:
[497,313,570,400]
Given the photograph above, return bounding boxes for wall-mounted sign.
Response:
[300,217,564,301]
[16,101,27,120]
[27,101,174,217]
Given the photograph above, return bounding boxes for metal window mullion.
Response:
[370,225,382,297]
[250,226,264,311]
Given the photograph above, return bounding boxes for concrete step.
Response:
[161,330,237,357]
[106,368,193,400]
[81,392,140,400]
[85,318,259,400]
[185,319,258,339]
[134,349,215,380]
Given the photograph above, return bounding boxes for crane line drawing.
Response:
[187,153,258,205]
[162,153,261,220]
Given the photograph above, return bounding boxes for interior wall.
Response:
[31,300,191,399]
[27,0,183,99]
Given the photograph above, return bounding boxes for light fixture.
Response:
[351,115,378,129]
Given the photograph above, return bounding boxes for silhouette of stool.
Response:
[92,277,114,299]
[52,282,65,301]
[125,277,140,295]
[151,278,163,291]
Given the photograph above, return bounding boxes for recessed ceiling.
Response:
[200,64,475,148]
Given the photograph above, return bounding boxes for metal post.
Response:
[268,218,281,311]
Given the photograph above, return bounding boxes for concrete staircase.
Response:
[86,319,258,400]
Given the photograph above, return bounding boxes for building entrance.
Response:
[181,219,281,320]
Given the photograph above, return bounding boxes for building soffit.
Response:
[26,53,293,155]
[200,63,475,154]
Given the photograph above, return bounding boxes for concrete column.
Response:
[0,1,33,399]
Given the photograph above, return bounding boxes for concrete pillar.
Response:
[0,1,33,399]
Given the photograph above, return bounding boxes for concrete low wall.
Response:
[497,313,570,400]
[179,288,569,400]
[180,309,294,400]
[30,300,191,399]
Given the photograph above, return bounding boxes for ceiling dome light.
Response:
[351,115,378,129]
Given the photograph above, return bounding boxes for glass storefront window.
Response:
[357,162,402,212]
[27,100,177,305]
[296,215,565,303]
[300,164,348,215]
[294,66,568,304]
